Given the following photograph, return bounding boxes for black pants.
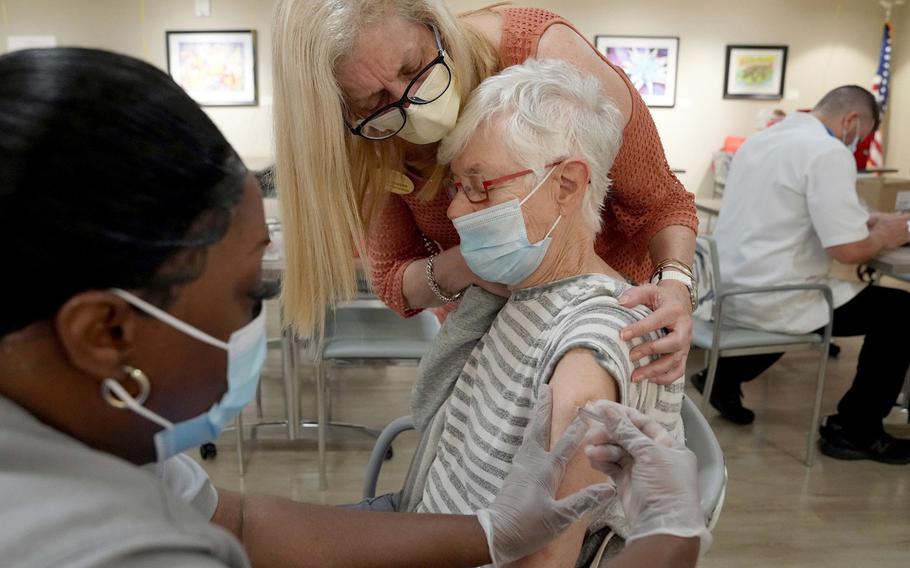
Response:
[710,285,910,435]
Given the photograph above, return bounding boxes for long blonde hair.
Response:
[272,0,500,334]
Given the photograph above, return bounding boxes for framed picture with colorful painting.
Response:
[594,35,679,108]
[166,30,258,106]
[723,45,788,100]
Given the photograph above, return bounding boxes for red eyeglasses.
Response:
[444,161,564,203]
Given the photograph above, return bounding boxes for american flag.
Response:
[868,22,892,168]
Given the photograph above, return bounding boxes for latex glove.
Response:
[582,400,712,557]
[475,384,616,567]
[619,281,693,385]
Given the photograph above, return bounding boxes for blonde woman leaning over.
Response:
[272,0,698,384]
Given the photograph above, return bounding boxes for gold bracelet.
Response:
[651,258,694,281]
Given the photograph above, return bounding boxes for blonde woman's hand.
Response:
[618,281,692,385]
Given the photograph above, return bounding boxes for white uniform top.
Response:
[713,112,868,334]
[0,395,249,568]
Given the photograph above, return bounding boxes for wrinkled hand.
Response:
[582,400,712,557]
[619,281,693,384]
[475,385,616,567]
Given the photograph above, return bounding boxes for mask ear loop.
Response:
[101,366,174,430]
[520,164,563,241]
[519,165,558,206]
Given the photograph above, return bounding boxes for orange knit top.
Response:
[367,7,698,317]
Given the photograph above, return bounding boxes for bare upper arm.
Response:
[549,348,620,438]
[537,24,633,125]
[510,349,617,568]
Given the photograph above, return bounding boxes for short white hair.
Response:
[438,58,623,233]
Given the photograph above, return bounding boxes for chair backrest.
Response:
[681,396,726,527]
[693,235,722,321]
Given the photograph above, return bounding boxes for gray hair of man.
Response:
[438,58,623,233]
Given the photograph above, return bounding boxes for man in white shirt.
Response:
[694,85,910,464]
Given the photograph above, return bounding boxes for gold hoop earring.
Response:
[101,366,150,408]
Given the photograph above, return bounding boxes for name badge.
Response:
[388,170,415,195]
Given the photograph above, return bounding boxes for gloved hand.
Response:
[582,400,712,556]
[475,384,616,567]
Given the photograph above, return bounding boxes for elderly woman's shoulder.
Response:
[560,273,654,319]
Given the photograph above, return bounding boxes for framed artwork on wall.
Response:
[166,30,257,106]
[723,45,788,100]
[594,35,679,108]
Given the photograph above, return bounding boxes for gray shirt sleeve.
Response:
[97,551,232,568]
[410,285,507,432]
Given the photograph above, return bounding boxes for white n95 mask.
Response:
[371,62,461,145]
[102,288,266,462]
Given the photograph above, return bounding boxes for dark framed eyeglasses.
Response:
[345,25,452,140]
[444,161,565,204]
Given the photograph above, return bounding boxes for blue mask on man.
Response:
[102,288,266,462]
[453,166,561,286]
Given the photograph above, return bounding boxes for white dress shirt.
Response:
[713,112,868,334]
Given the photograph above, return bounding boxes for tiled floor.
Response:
[194,296,910,567]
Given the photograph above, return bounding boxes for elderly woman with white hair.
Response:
[273,0,698,386]
[358,58,688,568]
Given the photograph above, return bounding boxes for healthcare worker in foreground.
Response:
[0,47,709,568]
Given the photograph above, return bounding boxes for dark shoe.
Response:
[819,416,910,465]
[691,370,755,425]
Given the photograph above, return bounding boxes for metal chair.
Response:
[692,235,834,466]
[680,396,726,529]
[314,301,441,489]
[362,396,726,528]
[897,368,910,420]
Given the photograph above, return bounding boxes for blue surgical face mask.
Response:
[102,288,266,462]
[454,166,561,286]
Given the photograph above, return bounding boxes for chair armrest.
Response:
[714,283,834,345]
[362,416,416,499]
[717,283,833,309]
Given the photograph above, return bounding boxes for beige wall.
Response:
[0,0,901,190]
[0,0,276,166]
[886,6,910,176]
[452,0,892,195]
